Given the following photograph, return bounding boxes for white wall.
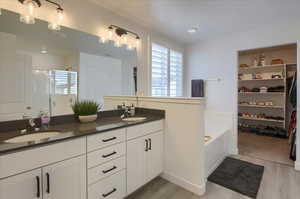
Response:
[185,20,300,168]
[79,52,122,105]
[1,0,184,96]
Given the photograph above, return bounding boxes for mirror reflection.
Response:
[0,9,138,122]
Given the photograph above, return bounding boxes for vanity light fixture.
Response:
[19,0,41,24]
[18,0,64,30]
[44,0,64,31]
[99,25,141,50]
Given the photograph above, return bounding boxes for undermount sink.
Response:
[122,117,147,122]
[5,132,61,144]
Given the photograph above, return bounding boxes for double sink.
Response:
[4,117,147,144]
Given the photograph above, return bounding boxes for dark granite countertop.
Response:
[0,108,164,155]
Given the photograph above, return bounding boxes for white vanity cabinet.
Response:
[0,137,86,199]
[126,121,164,195]
[42,156,86,199]
[0,119,164,199]
[0,169,42,199]
[87,128,126,199]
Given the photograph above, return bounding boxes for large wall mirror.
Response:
[0,9,138,122]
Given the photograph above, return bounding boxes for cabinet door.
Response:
[126,136,147,195]
[0,169,42,199]
[43,155,86,199]
[146,131,163,182]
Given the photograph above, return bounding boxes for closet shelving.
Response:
[238,104,283,109]
[239,78,284,82]
[238,63,287,128]
[238,92,285,95]
[238,116,285,123]
[238,44,297,137]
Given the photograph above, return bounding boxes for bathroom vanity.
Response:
[0,110,164,199]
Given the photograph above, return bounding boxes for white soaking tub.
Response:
[204,111,232,178]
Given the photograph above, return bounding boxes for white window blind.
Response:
[50,70,78,95]
[170,50,183,97]
[151,43,168,96]
[151,43,183,97]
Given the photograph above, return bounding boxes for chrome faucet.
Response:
[21,118,39,134]
[29,118,36,128]
[120,106,130,119]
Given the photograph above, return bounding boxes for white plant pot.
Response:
[78,114,98,123]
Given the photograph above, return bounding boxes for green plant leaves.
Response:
[72,100,101,116]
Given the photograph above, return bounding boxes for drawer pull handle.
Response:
[102,137,117,142]
[36,176,40,198]
[145,139,148,151]
[46,173,50,194]
[102,151,117,158]
[102,188,117,198]
[102,166,117,174]
[148,138,152,150]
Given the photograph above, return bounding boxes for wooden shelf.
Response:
[239,92,285,95]
[239,64,285,70]
[238,116,284,123]
[239,105,283,109]
[239,78,284,82]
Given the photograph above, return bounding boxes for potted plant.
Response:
[72,100,101,123]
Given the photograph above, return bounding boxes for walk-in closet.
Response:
[238,44,297,166]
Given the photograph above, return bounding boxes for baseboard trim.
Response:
[161,172,206,196]
[230,147,239,155]
[295,161,300,171]
[206,155,226,178]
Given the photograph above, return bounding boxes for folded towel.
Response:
[191,79,204,97]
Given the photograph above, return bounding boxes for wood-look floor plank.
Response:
[126,154,300,199]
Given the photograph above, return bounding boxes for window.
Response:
[50,70,78,95]
[170,50,183,96]
[151,43,183,97]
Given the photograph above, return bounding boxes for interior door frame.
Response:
[234,41,299,170]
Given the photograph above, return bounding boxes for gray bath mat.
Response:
[208,157,264,198]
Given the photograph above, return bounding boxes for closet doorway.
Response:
[237,44,297,166]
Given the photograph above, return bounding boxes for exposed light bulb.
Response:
[99,35,107,44]
[127,44,134,51]
[114,37,121,48]
[135,37,140,48]
[20,0,37,24]
[121,34,128,46]
[107,27,113,41]
[48,8,64,31]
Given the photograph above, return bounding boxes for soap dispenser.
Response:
[130,104,135,116]
[40,111,51,129]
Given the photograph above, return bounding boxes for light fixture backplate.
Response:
[18,0,42,7]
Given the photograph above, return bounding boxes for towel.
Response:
[191,79,204,97]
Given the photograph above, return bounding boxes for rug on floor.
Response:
[208,157,264,198]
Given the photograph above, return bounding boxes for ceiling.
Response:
[89,0,300,44]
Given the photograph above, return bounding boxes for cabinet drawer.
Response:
[87,129,125,152]
[88,156,125,185]
[0,137,86,179]
[87,143,125,168]
[127,120,163,140]
[88,170,125,199]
